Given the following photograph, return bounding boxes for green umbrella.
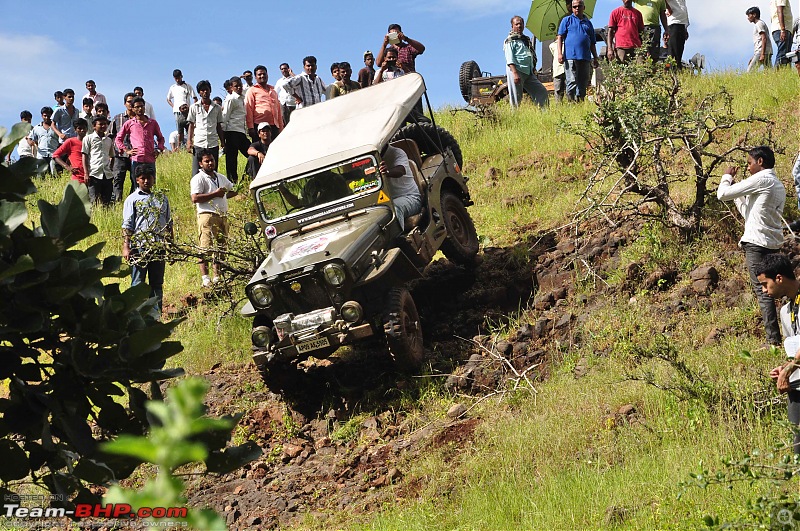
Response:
[526,0,597,42]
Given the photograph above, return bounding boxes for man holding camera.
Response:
[376,23,425,74]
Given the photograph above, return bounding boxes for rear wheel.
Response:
[383,288,424,371]
[459,61,481,103]
[392,123,463,169]
[441,192,479,266]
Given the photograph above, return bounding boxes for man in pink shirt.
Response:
[607,0,645,62]
[115,96,165,191]
[244,65,284,142]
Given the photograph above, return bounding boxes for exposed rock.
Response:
[644,268,678,291]
[447,403,468,419]
[690,265,719,295]
[283,444,303,460]
[533,291,555,311]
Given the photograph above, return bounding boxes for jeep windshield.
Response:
[255,155,382,223]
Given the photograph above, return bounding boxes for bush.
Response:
[0,123,183,506]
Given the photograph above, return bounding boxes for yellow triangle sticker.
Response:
[377,190,390,204]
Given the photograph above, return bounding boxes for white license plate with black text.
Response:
[296,337,331,353]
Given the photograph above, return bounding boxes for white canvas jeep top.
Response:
[250,73,426,189]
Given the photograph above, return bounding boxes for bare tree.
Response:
[568,60,775,238]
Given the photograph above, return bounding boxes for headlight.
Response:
[252,326,272,347]
[340,301,363,323]
[322,263,347,286]
[248,283,274,308]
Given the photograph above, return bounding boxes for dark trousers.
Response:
[789,390,800,453]
[644,24,662,61]
[281,104,295,126]
[87,176,113,206]
[667,24,688,67]
[743,242,781,344]
[223,131,250,183]
[131,259,165,315]
[246,155,262,179]
[112,157,131,202]
[192,146,219,177]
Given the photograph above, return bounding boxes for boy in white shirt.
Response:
[82,116,115,205]
[190,149,237,287]
[747,6,774,71]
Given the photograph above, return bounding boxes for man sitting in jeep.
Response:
[277,170,352,209]
[379,143,421,231]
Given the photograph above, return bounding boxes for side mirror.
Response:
[244,222,259,236]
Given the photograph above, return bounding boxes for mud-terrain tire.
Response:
[257,361,304,396]
[392,123,463,169]
[459,60,481,103]
[383,288,424,371]
[441,192,479,266]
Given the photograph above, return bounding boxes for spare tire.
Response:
[459,61,481,103]
[392,123,463,169]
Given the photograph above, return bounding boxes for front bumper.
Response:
[252,306,374,366]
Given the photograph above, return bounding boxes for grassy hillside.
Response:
[27,66,800,528]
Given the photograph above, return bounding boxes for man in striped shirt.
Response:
[287,56,327,109]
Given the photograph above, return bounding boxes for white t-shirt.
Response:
[666,0,689,26]
[168,131,179,149]
[381,146,421,201]
[754,19,774,55]
[81,131,114,179]
[191,170,234,214]
[274,76,295,106]
[167,82,196,111]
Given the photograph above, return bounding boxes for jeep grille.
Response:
[272,275,333,314]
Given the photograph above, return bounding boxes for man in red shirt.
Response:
[607,0,645,62]
[244,65,283,142]
[53,118,88,183]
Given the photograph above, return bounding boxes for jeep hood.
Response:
[257,207,392,278]
[251,73,426,189]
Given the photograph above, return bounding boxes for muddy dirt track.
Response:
[182,220,646,530]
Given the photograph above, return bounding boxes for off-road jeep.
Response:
[242,73,479,392]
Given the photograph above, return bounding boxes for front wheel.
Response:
[383,288,424,371]
[440,192,479,266]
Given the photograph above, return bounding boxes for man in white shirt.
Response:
[221,76,249,184]
[187,79,225,178]
[274,63,296,125]
[665,0,689,67]
[379,144,422,232]
[166,69,197,149]
[717,146,786,345]
[83,80,107,105]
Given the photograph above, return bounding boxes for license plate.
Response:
[296,337,331,354]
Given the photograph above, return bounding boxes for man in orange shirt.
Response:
[244,65,283,142]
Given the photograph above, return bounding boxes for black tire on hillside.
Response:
[257,360,304,396]
[459,60,481,103]
[383,288,424,371]
[440,192,479,266]
[392,123,463,169]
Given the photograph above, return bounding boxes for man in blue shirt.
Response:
[556,1,600,102]
[52,88,79,141]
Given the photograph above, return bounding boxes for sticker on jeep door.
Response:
[282,235,332,262]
